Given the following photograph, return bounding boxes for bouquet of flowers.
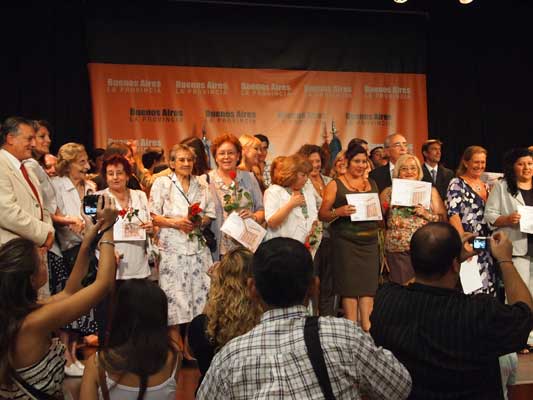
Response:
[222,170,252,212]
[188,202,206,248]
[118,207,146,224]
[305,220,323,254]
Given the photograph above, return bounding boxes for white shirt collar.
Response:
[1,148,22,170]
[425,163,438,173]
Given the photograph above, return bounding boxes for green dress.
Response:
[329,178,379,297]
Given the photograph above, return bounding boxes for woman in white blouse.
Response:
[264,154,317,244]
[98,154,153,281]
[149,144,215,354]
[52,142,98,376]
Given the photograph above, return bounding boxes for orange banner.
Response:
[88,63,427,160]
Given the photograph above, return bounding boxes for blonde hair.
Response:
[456,145,487,176]
[204,247,263,349]
[271,154,312,187]
[239,134,261,149]
[56,142,87,177]
[393,154,423,180]
[330,151,346,179]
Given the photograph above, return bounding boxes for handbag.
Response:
[168,176,217,252]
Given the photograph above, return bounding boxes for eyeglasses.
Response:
[216,151,237,157]
[399,166,418,172]
[390,142,408,149]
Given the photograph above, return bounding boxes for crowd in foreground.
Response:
[0,115,532,399]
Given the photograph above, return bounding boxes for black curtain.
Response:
[1,1,531,170]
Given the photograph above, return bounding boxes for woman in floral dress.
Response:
[149,144,215,349]
[380,154,446,285]
[208,133,264,261]
[447,146,495,295]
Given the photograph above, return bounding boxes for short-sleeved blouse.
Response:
[100,188,152,279]
[208,170,264,259]
[149,173,215,256]
[382,186,434,253]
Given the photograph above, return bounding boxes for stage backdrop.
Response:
[88,63,427,159]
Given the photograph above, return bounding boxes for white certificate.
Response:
[221,212,267,253]
[345,193,383,221]
[518,205,533,234]
[460,256,483,295]
[113,218,146,241]
[391,179,432,209]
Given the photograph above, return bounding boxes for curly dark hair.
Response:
[502,148,533,197]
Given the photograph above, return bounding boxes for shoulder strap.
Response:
[304,316,336,400]
[11,371,57,400]
[168,175,191,205]
[97,354,111,400]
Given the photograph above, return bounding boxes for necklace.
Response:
[462,176,482,192]
[342,175,367,192]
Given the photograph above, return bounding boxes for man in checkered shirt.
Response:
[197,237,412,399]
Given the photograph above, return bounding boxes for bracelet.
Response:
[331,208,337,219]
[496,260,513,265]
[99,240,115,248]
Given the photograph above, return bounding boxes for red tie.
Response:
[20,163,43,221]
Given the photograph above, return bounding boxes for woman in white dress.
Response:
[149,144,215,352]
[98,154,153,281]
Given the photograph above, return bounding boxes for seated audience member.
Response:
[80,279,180,400]
[370,223,533,400]
[0,197,117,399]
[264,154,318,245]
[197,237,412,399]
[188,247,263,388]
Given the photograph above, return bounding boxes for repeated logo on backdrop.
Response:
[89,63,427,157]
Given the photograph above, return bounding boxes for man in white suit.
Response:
[0,116,54,248]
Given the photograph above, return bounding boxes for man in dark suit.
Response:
[421,139,454,201]
[369,133,408,193]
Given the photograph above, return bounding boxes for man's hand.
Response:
[490,231,513,262]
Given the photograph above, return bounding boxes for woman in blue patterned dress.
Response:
[447,146,495,295]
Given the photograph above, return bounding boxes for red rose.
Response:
[382,201,389,213]
[118,209,127,218]
[228,170,237,180]
[189,202,203,217]
[304,241,311,250]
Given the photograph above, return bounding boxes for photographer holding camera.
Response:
[371,223,533,399]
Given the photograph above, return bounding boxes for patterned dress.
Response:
[447,177,495,295]
[149,174,215,326]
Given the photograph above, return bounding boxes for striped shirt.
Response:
[197,305,412,399]
[0,338,66,399]
[370,282,533,400]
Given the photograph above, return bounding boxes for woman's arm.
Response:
[79,354,99,400]
[266,189,305,229]
[151,213,193,233]
[430,187,447,222]
[449,214,465,235]
[22,197,118,334]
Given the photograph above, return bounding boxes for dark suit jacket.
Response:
[369,163,392,193]
[422,164,454,201]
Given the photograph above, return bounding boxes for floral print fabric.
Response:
[447,177,495,295]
